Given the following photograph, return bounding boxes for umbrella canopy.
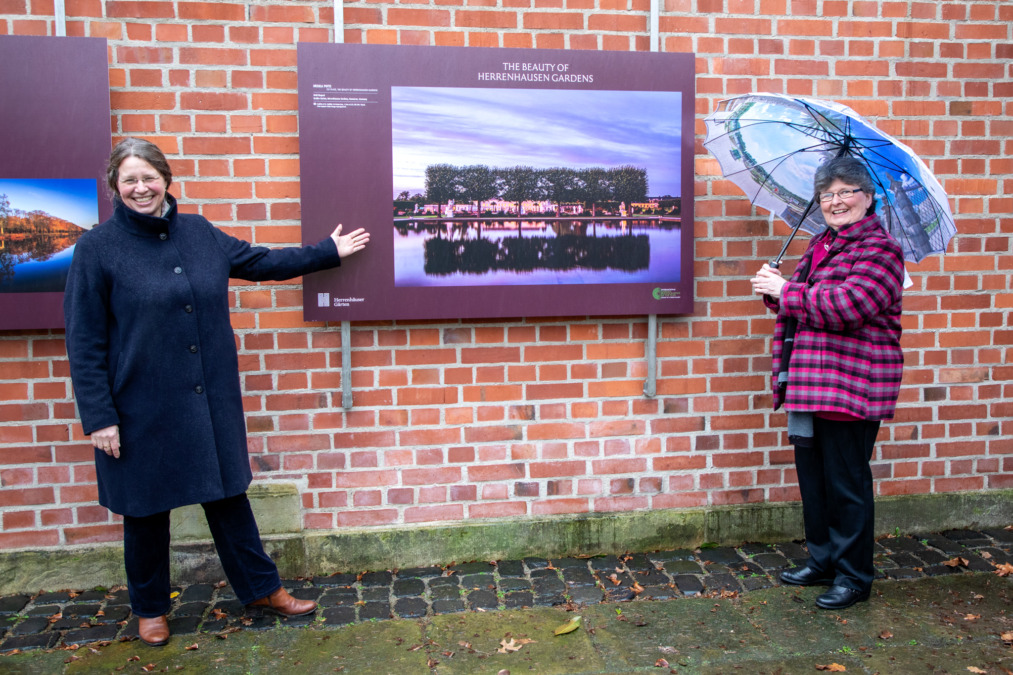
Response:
[703,93,956,264]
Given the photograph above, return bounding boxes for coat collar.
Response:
[112,193,178,238]
[834,213,882,243]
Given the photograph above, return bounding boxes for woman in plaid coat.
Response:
[751,156,905,610]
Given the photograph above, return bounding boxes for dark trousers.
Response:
[122,493,281,617]
[794,417,880,592]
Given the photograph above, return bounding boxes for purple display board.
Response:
[0,36,112,330]
[298,44,695,321]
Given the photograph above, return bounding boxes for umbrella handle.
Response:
[770,195,820,269]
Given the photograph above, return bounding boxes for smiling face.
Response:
[819,179,873,230]
[116,156,168,216]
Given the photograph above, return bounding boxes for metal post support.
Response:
[643,314,658,398]
[641,0,661,398]
[55,0,66,35]
[341,321,353,409]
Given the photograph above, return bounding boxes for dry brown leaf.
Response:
[878,630,893,640]
[655,658,670,668]
[943,557,969,568]
[631,582,645,595]
[609,573,621,586]
[967,668,987,674]
[815,664,847,672]
[1000,631,1013,644]
[498,639,519,653]
[993,562,1013,577]
[963,614,981,621]
[185,643,199,651]
[497,638,534,654]
[981,551,992,560]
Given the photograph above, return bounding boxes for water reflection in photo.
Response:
[394,217,680,287]
[0,178,98,293]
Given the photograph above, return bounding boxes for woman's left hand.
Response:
[330,224,370,258]
[751,264,786,299]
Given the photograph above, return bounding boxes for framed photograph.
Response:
[298,44,695,321]
[0,36,112,330]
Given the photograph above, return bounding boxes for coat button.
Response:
[174,266,182,274]
[194,385,204,394]
[184,305,193,313]
[159,233,167,240]
[189,345,198,353]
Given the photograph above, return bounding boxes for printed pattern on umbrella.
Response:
[703,93,956,263]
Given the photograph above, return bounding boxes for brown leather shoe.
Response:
[246,587,317,618]
[137,615,170,646]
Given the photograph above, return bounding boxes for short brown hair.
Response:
[106,137,173,196]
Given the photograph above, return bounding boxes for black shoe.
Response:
[815,585,871,610]
[779,566,835,587]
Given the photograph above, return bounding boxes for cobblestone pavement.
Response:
[1,527,1010,653]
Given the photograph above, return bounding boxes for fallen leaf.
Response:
[553,615,582,636]
[497,670,510,675]
[128,656,140,662]
[967,668,987,674]
[169,591,180,599]
[141,665,157,673]
[815,664,847,672]
[878,630,893,640]
[963,614,981,621]
[497,638,535,654]
[458,641,472,649]
[993,562,1013,577]
[944,557,969,568]
[655,658,669,667]
[631,582,645,595]
[1001,631,1013,644]
[608,574,621,586]
[185,643,199,651]
[981,552,992,560]
[498,639,521,653]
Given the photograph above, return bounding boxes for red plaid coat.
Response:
[764,214,905,420]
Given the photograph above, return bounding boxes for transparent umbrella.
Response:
[703,93,956,266]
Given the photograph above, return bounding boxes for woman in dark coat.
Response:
[64,138,369,645]
[750,156,904,610]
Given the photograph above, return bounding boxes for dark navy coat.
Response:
[64,195,341,517]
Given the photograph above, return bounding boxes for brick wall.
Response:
[1,0,1010,551]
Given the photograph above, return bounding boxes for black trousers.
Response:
[794,417,880,592]
[122,493,282,617]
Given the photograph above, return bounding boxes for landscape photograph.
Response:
[390,86,684,288]
[0,178,99,293]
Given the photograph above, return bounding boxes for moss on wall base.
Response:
[1,489,1009,596]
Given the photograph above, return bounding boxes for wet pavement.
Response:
[1,527,1010,673]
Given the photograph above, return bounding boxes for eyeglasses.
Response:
[818,187,863,203]
[118,176,164,187]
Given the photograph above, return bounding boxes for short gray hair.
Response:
[813,156,877,215]
[106,137,173,196]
